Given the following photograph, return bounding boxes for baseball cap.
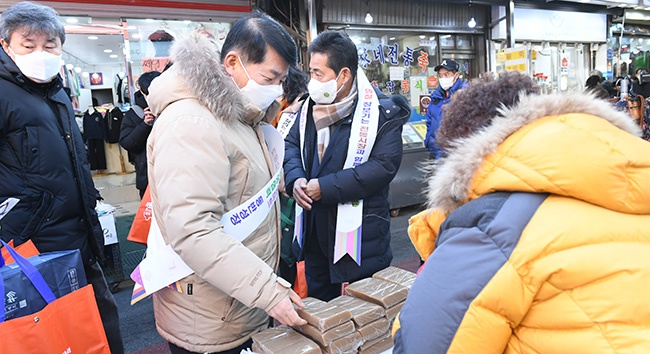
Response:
[434,59,460,72]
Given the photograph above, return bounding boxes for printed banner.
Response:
[0,198,19,221]
[220,125,284,242]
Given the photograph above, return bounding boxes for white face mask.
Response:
[308,71,343,105]
[439,76,456,91]
[237,57,282,111]
[9,47,61,83]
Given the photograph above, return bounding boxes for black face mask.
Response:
[134,91,148,109]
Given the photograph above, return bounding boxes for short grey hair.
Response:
[0,1,66,45]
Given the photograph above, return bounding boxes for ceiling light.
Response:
[65,63,74,70]
[74,67,82,73]
[65,18,78,24]
[82,72,89,78]
[468,17,477,28]
[389,37,395,40]
[365,12,373,24]
[419,35,426,39]
[145,18,154,22]
[183,20,191,24]
[88,36,98,40]
[104,49,113,53]
[109,54,119,58]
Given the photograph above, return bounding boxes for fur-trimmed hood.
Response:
[147,32,271,125]
[427,92,650,214]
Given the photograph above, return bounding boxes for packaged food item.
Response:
[251,325,321,354]
[328,295,386,327]
[296,297,353,331]
[358,331,390,351]
[357,317,390,342]
[297,321,355,347]
[386,300,405,321]
[320,332,363,354]
[252,342,266,354]
[358,336,393,354]
[372,266,416,289]
[344,278,408,308]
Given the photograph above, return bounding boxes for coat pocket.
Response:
[24,126,40,173]
[19,189,55,240]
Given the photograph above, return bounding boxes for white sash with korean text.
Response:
[295,70,380,265]
[134,125,284,297]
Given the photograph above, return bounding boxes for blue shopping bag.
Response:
[0,240,86,321]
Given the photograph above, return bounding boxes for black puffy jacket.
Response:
[284,87,411,283]
[0,49,104,266]
[119,93,152,192]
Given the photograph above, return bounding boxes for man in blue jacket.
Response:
[284,31,411,301]
[424,59,467,159]
[0,3,123,353]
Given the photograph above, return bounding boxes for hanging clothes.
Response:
[83,110,104,141]
[83,109,107,170]
[115,74,124,104]
[104,107,124,144]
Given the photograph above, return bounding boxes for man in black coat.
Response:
[0,2,124,353]
[284,31,411,301]
[120,71,160,198]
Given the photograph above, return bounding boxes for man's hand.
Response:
[267,290,307,326]
[305,179,321,201]
[293,178,312,210]
[144,107,155,126]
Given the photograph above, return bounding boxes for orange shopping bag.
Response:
[0,240,110,354]
[1,240,39,265]
[293,260,308,298]
[127,186,152,244]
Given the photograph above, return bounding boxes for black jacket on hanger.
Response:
[104,107,123,144]
[83,110,104,141]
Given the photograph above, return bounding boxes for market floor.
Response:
[114,204,424,354]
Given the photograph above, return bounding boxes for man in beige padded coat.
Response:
[145,12,306,354]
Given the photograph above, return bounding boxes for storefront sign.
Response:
[513,8,606,43]
[419,95,431,115]
[410,76,429,112]
[504,47,528,73]
[142,57,171,73]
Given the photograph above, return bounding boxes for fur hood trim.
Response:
[168,32,245,123]
[427,91,642,213]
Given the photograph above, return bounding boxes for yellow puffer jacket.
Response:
[395,92,650,353]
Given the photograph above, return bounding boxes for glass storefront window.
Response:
[346,30,475,117]
[609,27,650,78]
[347,31,441,115]
[439,35,454,49]
[124,19,231,91]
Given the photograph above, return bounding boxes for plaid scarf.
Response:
[312,77,358,161]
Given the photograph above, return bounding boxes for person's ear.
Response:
[340,68,352,85]
[223,51,239,77]
[0,39,9,54]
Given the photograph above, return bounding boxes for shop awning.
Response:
[0,0,251,21]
